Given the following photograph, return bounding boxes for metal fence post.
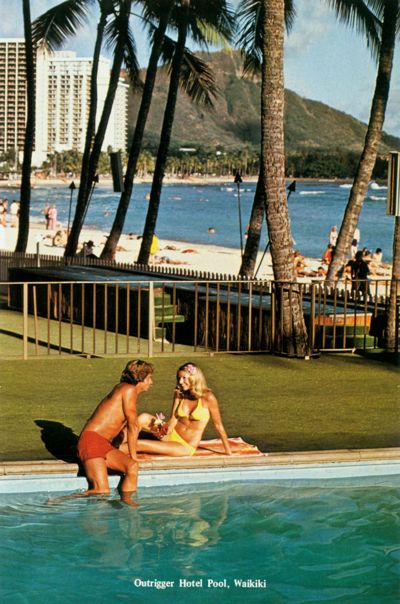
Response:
[23,282,28,360]
[148,281,154,357]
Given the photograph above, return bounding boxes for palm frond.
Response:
[235,0,296,76]
[159,34,176,65]
[104,1,132,51]
[179,48,219,107]
[325,0,382,60]
[124,26,141,85]
[236,0,263,76]
[32,0,94,50]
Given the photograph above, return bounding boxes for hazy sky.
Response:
[1,0,399,136]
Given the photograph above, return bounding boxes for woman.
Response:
[117,362,232,457]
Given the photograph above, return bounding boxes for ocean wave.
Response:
[370,182,387,190]
[340,184,352,188]
[299,191,325,196]
[368,195,386,201]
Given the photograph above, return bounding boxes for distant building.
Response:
[0,39,129,167]
[0,39,30,163]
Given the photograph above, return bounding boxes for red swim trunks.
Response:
[77,430,115,462]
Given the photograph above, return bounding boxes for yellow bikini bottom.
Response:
[163,429,196,456]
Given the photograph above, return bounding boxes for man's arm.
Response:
[122,385,139,459]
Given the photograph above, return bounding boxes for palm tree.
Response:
[66,0,138,257]
[137,0,235,264]
[101,0,174,259]
[239,172,264,276]
[385,215,399,351]
[236,0,383,279]
[15,0,36,252]
[260,0,309,356]
[235,0,295,277]
[327,0,399,281]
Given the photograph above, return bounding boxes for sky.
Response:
[0,0,399,137]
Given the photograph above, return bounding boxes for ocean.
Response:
[1,179,394,261]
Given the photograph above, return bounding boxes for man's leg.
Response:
[83,457,110,494]
[105,449,138,493]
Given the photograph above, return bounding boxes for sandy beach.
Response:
[0,218,392,282]
[0,220,280,278]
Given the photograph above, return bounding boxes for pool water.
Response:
[1,477,399,603]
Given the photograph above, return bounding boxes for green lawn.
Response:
[0,353,399,461]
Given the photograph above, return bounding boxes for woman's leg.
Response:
[137,438,193,457]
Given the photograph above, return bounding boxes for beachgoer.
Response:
[47,205,57,230]
[9,200,19,227]
[350,250,370,299]
[77,360,154,496]
[0,200,6,226]
[322,243,334,265]
[43,204,51,229]
[116,362,232,457]
[293,250,306,276]
[329,226,338,247]
[79,240,97,258]
[370,248,383,275]
[208,227,216,234]
[150,234,159,259]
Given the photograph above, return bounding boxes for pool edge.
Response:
[0,448,399,493]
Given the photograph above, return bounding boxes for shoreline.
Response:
[0,175,361,190]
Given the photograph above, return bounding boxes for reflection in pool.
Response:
[1,477,399,603]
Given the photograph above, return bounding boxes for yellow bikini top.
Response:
[176,398,210,422]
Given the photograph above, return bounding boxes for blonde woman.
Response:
[117,362,232,457]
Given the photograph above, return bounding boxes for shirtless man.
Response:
[77,360,153,497]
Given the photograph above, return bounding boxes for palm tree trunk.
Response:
[15,0,35,252]
[239,172,265,277]
[261,0,309,356]
[65,1,131,257]
[101,8,172,260]
[327,0,397,282]
[385,215,400,352]
[137,12,188,265]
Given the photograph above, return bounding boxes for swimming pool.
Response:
[1,477,399,604]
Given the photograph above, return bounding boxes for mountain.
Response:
[128,49,400,154]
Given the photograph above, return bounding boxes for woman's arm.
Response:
[164,395,180,434]
[206,392,232,455]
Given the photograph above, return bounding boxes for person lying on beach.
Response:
[115,362,232,457]
[77,360,154,498]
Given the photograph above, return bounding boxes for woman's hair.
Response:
[176,362,209,399]
[120,360,153,385]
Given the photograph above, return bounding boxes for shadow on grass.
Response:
[355,349,400,367]
[35,420,81,465]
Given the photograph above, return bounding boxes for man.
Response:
[77,360,153,498]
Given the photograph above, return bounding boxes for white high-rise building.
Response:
[0,40,129,166]
[0,39,30,161]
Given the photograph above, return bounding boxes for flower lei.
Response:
[184,363,196,375]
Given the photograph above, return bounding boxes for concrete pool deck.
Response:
[1,448,399,493]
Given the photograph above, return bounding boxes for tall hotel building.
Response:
[0,39,129,166]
